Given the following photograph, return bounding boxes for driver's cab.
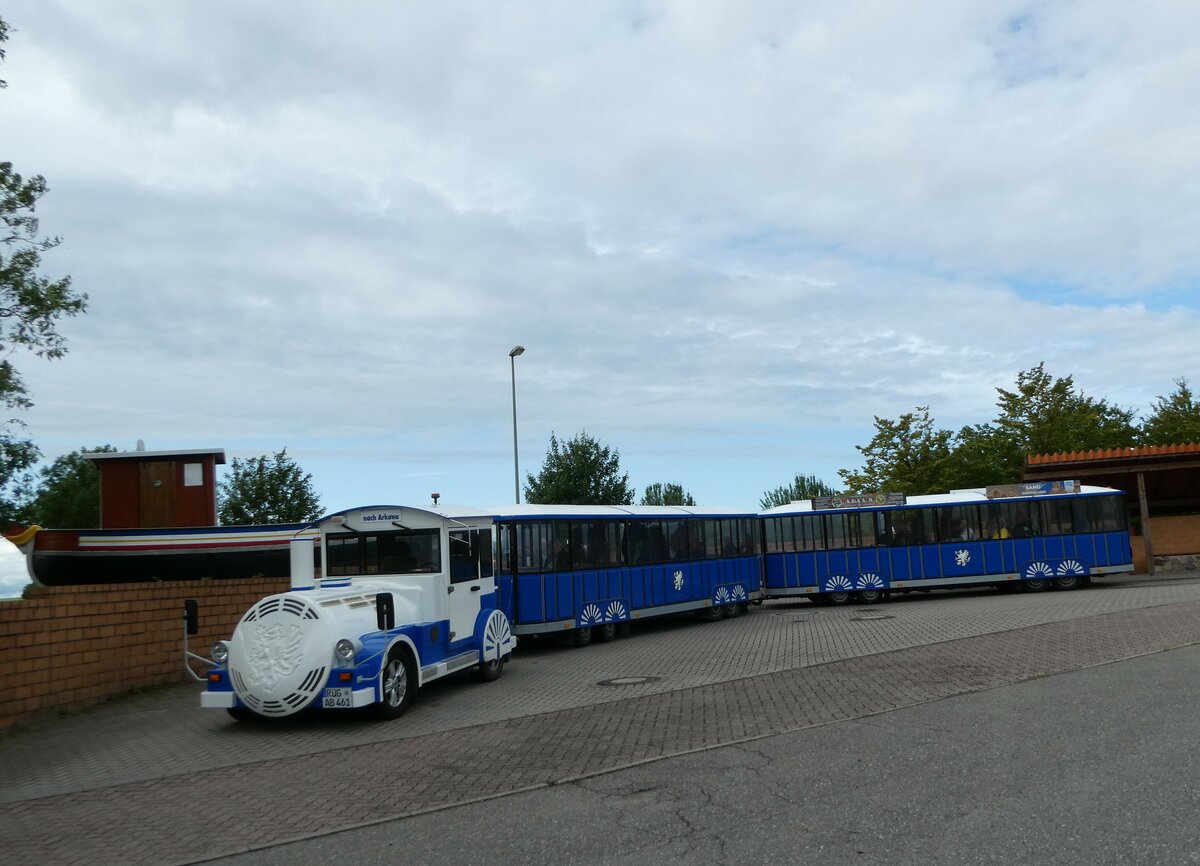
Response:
[319,505,497,649]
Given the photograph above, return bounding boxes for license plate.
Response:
[322,687,352,709]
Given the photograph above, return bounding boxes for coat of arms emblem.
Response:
[245,621,304,690]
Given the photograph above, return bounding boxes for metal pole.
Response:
[509,346,525,504]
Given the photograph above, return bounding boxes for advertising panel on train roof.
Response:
[812,492,907,510]
[986,480,1080,499]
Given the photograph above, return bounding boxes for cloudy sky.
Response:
[2,2,1198,594]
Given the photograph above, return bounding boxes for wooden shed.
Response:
[86,448,226,529]
[1025,443,1200,575]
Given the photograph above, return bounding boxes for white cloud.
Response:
[0,0,1196,515]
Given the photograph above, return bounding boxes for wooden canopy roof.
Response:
[1024,443,1200,513]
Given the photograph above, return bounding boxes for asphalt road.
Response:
[207,643,1200,866]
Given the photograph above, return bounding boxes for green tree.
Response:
[17,444,116,527]
[640,482,696,506]
[841,364,1141,495]
[759,473,837,509]
[0,18,89,521]
[839,406,956,495]
[993,362,1137,456]
[945,422,1021,488]
[1140,377,1200,445]
[218,448,323,525]
[524,431,634,505]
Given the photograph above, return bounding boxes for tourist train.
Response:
[191,482,1132,721]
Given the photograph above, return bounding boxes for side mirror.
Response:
[376,593,395,631]
[184,599,199,635]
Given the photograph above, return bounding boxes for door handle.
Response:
[470,585,481,592]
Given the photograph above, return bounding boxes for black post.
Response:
[184,599,199,635]
[376,593,395,631]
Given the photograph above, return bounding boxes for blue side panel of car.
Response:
[509,555,761,632]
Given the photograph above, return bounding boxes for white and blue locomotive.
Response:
[200,504,515,720]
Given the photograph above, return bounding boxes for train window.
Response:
[700,520,720,559]
[764,518,780,553]
[798,514,823,550]
[857,512,879,548]
[449,529,492,582]
[983,503,1009,539]
[874,511,894,546]
[368,528,441,574]
[739,519,759,555]
[777,517,794,552]
[891,509,933,545]
[551,523,572,570]
[1092,496,1127,532]
[718,519,739,557]
[665,520,689,561]
[824,513,849,549]
[989,502,1040,538]
[645,521,667,563]
[605,522,623,566]
[497,523,514,572]
[515,523,550,572]
[1071,500,1093,533]
[937,506,981,542]
[577,521,616,568]
[478,529,493,577]
[326,534,361,576]
[625,522,648,565]
[1042,499,1074,535]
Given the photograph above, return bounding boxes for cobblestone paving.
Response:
[1,577,1199,866]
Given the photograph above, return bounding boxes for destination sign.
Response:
[359,511,402,523]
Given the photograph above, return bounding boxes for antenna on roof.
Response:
[431,493,441,507]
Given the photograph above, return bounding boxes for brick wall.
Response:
[0,578,288,733]
[1131,514,1200,572]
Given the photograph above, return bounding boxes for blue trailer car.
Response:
[760,484,1133,603]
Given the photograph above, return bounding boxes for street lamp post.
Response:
[509,345,525,504]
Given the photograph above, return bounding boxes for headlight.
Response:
[211,641,230,663]
[335,638,356,662]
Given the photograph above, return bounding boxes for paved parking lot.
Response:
[2,573,1200,865]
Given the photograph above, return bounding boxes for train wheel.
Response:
[572,626,593,647]
[857,589,884,604]
[1052,575,1081,590]
[827,591,852,606]
[594,622,617,642]
[1024,579,1049,592]
[696,605,723,621]
[227,707,256,723]
[375,648,416,720]
[724,602,747,618]
[476,655,505,682]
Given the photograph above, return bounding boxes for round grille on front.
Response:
[228,595,333,716]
